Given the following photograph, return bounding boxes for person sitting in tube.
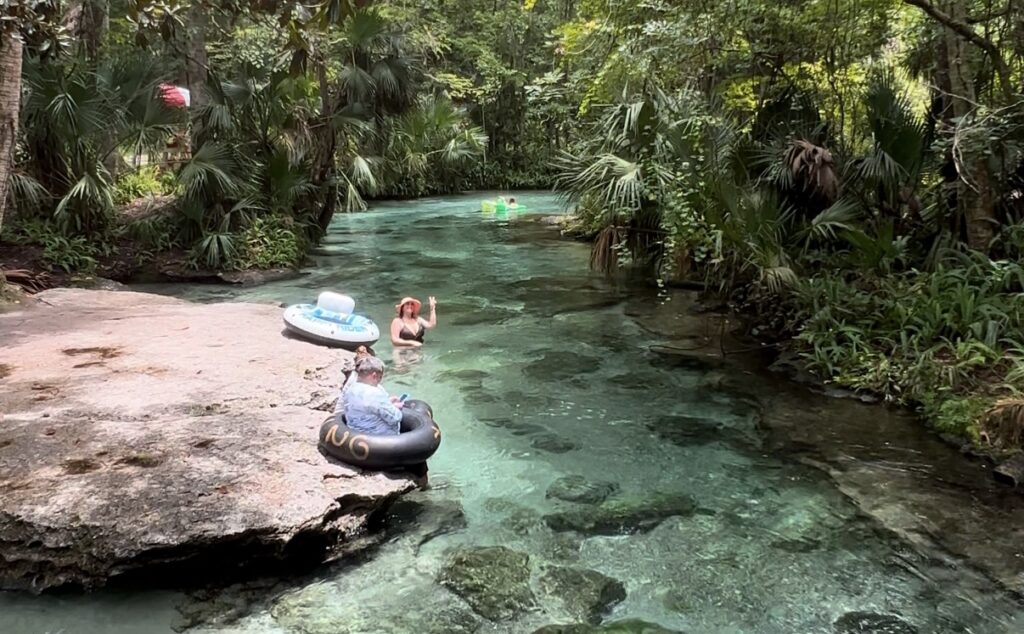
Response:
[391,295,437,348]
[334,345,374,418]
[507,197,518,209]
[342,356,406,436]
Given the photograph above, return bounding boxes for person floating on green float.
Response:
[481,196,526,213]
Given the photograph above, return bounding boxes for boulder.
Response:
[381,495,467,550]
[993,453,1024,488]
[438,546,535,620]
[483,498,544,536]
[546,475,619,505]
[271,579,481,634]
[543,493,698,536]
[532,433,578,454]
[539,566,626,624]
[0,289,416,592]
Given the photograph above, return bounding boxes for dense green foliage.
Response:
[547,0,1024,444]
[3,0,492,271]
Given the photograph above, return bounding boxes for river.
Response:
[2,191,1022,633]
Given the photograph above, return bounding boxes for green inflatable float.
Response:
[481,197,528,213]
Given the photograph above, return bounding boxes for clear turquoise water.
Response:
[2,191,1022,633]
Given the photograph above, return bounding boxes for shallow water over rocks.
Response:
[3,191,1024,633]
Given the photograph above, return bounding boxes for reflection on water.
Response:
[2,191,1023,633]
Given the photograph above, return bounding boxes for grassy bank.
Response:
[762,259,1024,448]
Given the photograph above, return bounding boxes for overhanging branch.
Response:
[902,0,1012,100]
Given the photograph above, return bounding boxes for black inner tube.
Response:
[318,399,441,469]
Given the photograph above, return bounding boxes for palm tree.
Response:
[0,29,23,237]
[240,5,421,233]
[296,6,417,234]
[855,72,928,217]
[555,90,683,272]
[19,55,179,234]
[380,97,487,196]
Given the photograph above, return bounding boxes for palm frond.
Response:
[340,64,376,104]
[803,197,863,243]
[345,9,388,51]
[7,172,51,212]
[54,164,114,232]
[337,171,368,213]
[349,154,378,194]
[179,142,244,203]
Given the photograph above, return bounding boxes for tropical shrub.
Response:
[19,55,180,234]
[793,253,1024,434]
[122,214,181,252]
[4,219,102,274]
[235,216,306,270]
[112,166,176,205]
[377,97,488,198]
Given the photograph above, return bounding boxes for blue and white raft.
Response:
[282,292,380,350]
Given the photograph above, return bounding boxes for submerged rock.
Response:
[543,493,698,535]
[504,390,558,412]
[647,414,758,450]
[993,453,1024,488]
[833,612,918,634]
[438,546,535,620]
[504,506,543,536]
[382,495,467,549]
[541,532,584,564]
[0,289,416,592]
[533,619,681,633]
[272,579,481,634]
[539,566,626,624]
[446,305,520,326]
[483,497,544,535]
[532,433,578,454]
[546,475,619,505]
[481,417,549,436]
[436,368,490,384]
[523,351,603,381]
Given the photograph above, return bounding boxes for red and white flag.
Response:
[158,84,191,108]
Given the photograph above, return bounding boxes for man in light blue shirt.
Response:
[343,356,404,436]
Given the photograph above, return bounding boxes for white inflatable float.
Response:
[283,292,380,349]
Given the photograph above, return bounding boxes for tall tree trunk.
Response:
[313,61,338,235]
[80,0,108,60]
[0,31,23,237]
[65,0,108,59]
[943,1,997,252]
[903,0,1012,100]
[186,5,209,150]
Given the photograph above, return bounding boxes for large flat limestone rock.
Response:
[0,289,414,592]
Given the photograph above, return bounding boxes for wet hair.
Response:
[355,356,385,375]
[509,197,516,203]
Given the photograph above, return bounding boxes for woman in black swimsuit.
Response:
[390,296,437,348]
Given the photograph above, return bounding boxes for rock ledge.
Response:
[0,289,414,592]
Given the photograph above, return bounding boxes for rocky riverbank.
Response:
[0,289,415,592]
[626,290,1024,596]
